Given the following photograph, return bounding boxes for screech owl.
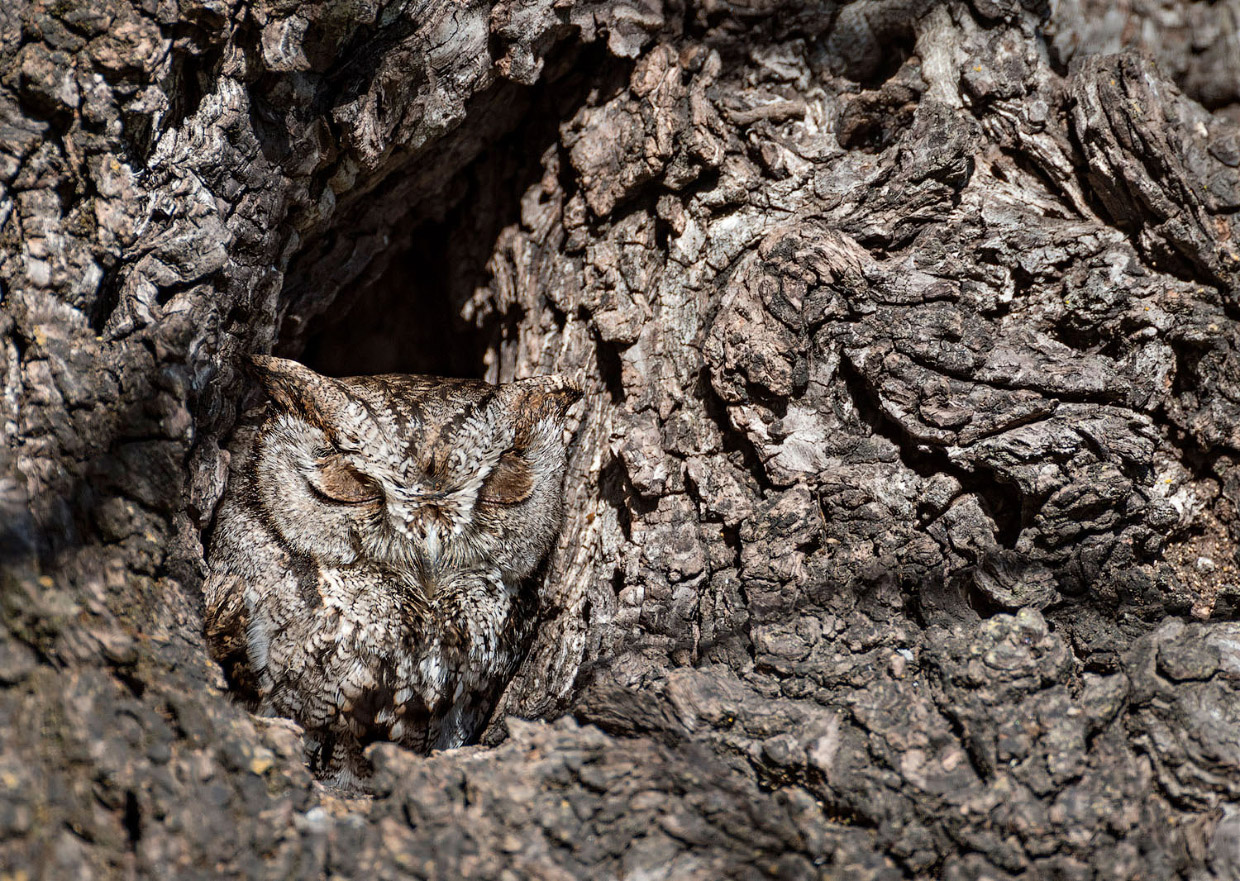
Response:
[204,355,581,788]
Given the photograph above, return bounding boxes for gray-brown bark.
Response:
[3,0,1240,878]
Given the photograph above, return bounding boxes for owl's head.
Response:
[246,356,582,590]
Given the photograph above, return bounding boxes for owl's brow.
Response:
[368,377,424,436]
[407,386,499,465]
[323,392,398,455]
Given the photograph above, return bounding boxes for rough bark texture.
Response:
[4,0,1240,877]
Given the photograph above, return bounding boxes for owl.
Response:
[204,355,582,788]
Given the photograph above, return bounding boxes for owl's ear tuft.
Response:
[247,356,350,430]
[510,375,583,421]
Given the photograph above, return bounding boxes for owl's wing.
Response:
[204,571,260,702]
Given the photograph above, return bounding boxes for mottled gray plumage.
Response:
[205,356,581,788]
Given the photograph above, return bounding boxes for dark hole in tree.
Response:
[123,789,142,849]
[817,9,917,90]
[291,41,626,382]
[298,219,488,379]
[291,123,537,381]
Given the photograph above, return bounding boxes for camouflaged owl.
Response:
[204,356,581,787]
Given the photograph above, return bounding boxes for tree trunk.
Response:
[4,0,1240,877]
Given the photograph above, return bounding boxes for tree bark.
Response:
[3,0,1240,877]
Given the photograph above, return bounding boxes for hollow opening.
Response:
[817,7,917,90]
[280,41,626,381]
[296,216,492,379]
[284,133,541,380]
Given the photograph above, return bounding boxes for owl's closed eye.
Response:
[308,448,383,504]
[481,451,534,505]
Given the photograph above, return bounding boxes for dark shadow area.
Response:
[298,221,482,378]
[294,41,628,380]
[816,5,917,89]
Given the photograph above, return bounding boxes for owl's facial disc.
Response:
[250,356,581,580]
